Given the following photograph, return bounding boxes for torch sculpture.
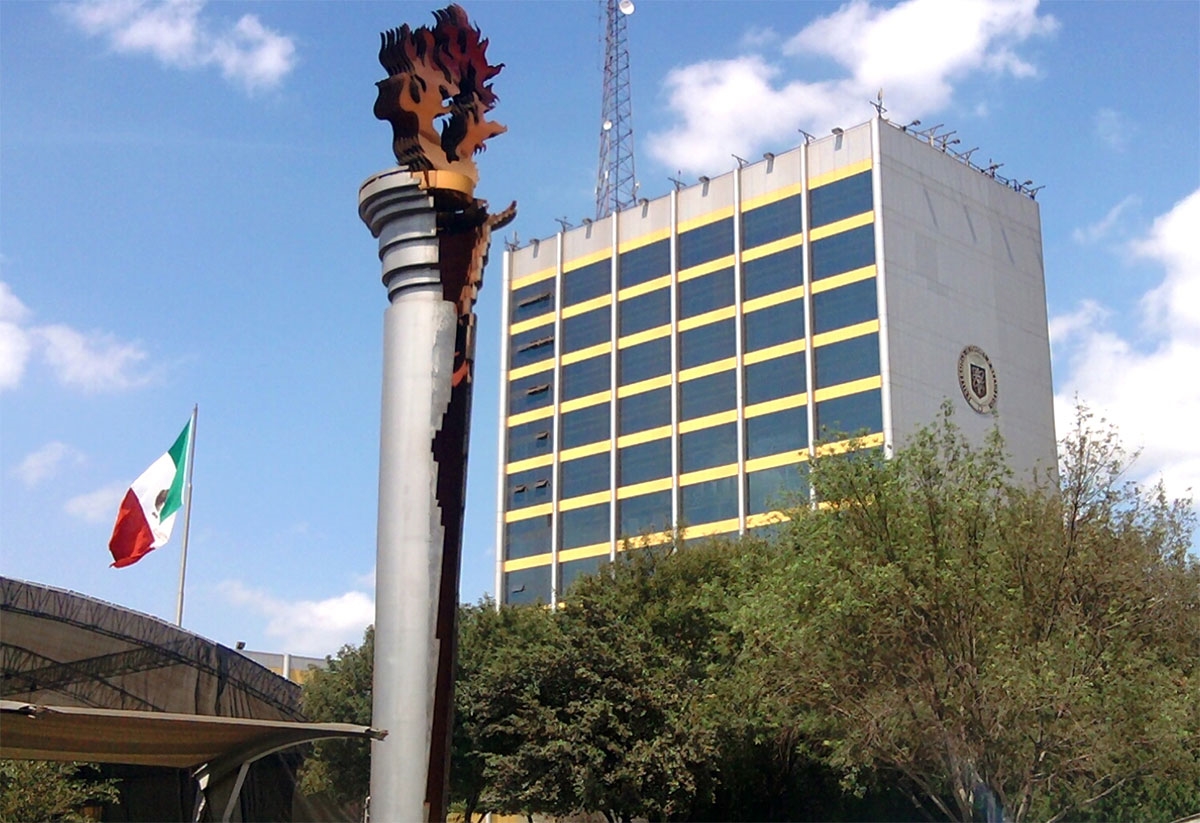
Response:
[358,6,513,821]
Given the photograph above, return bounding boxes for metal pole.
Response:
[175,404,198,627]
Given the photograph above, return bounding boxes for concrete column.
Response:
[359,168,453,823]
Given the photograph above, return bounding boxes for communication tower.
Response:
[595,0,637,219]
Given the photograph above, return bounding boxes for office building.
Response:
[496,117,1055,605]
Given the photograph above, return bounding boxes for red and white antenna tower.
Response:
[595,0,637,219]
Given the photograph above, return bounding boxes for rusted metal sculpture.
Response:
[360,5,513,821]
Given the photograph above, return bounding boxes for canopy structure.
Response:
[0,578,379,821]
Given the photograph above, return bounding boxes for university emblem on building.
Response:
[957,345,998,414]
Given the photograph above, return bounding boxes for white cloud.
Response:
[15,442,85,487]
[1094,107,1132,151]
[35,324,152,392]
[1071,194,1140,245]
[218,580,374,656]
[0,282,154,394]
[1052,188,1200,499]
[65,481,129,523]
[647,0,1057,175]
[63,0,296,93]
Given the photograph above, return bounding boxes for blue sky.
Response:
[2,0,1197,656]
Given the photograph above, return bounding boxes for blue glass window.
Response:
[505,566,550,605]
[809,171,873,229]
[619,437,672,486]
[505,515,551,560]
[812,278,877,334]
[511,283,554,324]
[680,370,735,421]
[678,218,734,270]
[747,463,808,514]
[680,476,739,525]
[679,268,734,319]
[507,419,552,463]
[619,288,670,336]
[561,452,609,499]
[746,405,808,459]
[680,422,737,473]
[619,337,671,384]
[619,387,671,435]
[509,373,552,416]
[745,300,805,352]
[508,466,552,509]
[742,246,804,301]
[561,403,610,450]
[743,195,801,249]
[560,502,610,550]
[618,490,672,538]
[680,318,735,370]
[815,388,883,439]
[619,240,670,289]
[814,333,879,389]
[561,355,610,402]
[745,353,806,406]
[562,258,611,306]
[561,306,610,354]
[510,327,554,369]
[560,555,606,594]
[811,224,875,280]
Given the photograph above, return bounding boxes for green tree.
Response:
[0,760,119,823]
[299,626,374,818]
[731,406,1200,822]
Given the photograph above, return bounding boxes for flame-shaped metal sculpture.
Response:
[374,4,506,187]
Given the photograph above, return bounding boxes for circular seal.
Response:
[957,345,998,414]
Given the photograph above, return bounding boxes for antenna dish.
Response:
[618,0,635,14]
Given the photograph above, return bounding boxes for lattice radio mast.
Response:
[595,0,637,219]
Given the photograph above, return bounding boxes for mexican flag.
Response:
[109,419,193,568]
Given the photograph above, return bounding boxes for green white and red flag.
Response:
[108,419,193,568]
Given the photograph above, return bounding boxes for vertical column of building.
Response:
[549,232,565,605]
[869,117,895,455]
[731,165,748,532]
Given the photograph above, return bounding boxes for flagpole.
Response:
[175,405,198,627]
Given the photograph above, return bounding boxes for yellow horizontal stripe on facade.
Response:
[810,265,876,295]
[616,477,674,499]
[561,342,611,365]
[679,462,740,487]
[812,319,880,348]
[617,226,670,253]
[677,254,735,282]
[809,210,874,242]
[506,453,553,474]
[511,265,556,290]
[559,389,611,414]
[678,409,738,434]
[677,204,735,234]
[563,247,614,272]
[561,294,612,319]
[743,338,807,365]
[745,393,808,419]
[559,440,611,462]
[505,502,552,523]
[812,374,883,403]
[618,323,671,349]
[617,273,671,301]
[559,543,613,564]
[503,553,552,573]
[510,313,555,335]
[506,405,554,427]
[741,233,803,263]
[679,358,737,382]
[616,425,671,448]
[680,517,740,539]
[616,374,672,398]
[508,359,554,381]
[815,431,885,456]
[743,287,805,315]
[677,304,736,331]
[746,511,791,529]
[559,490,611,512]
[808,158,872,189]
[742,182,804,212]
[617,530,674,550]
[745,450,809,473]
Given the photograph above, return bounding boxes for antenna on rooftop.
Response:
[595,0,637,219]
